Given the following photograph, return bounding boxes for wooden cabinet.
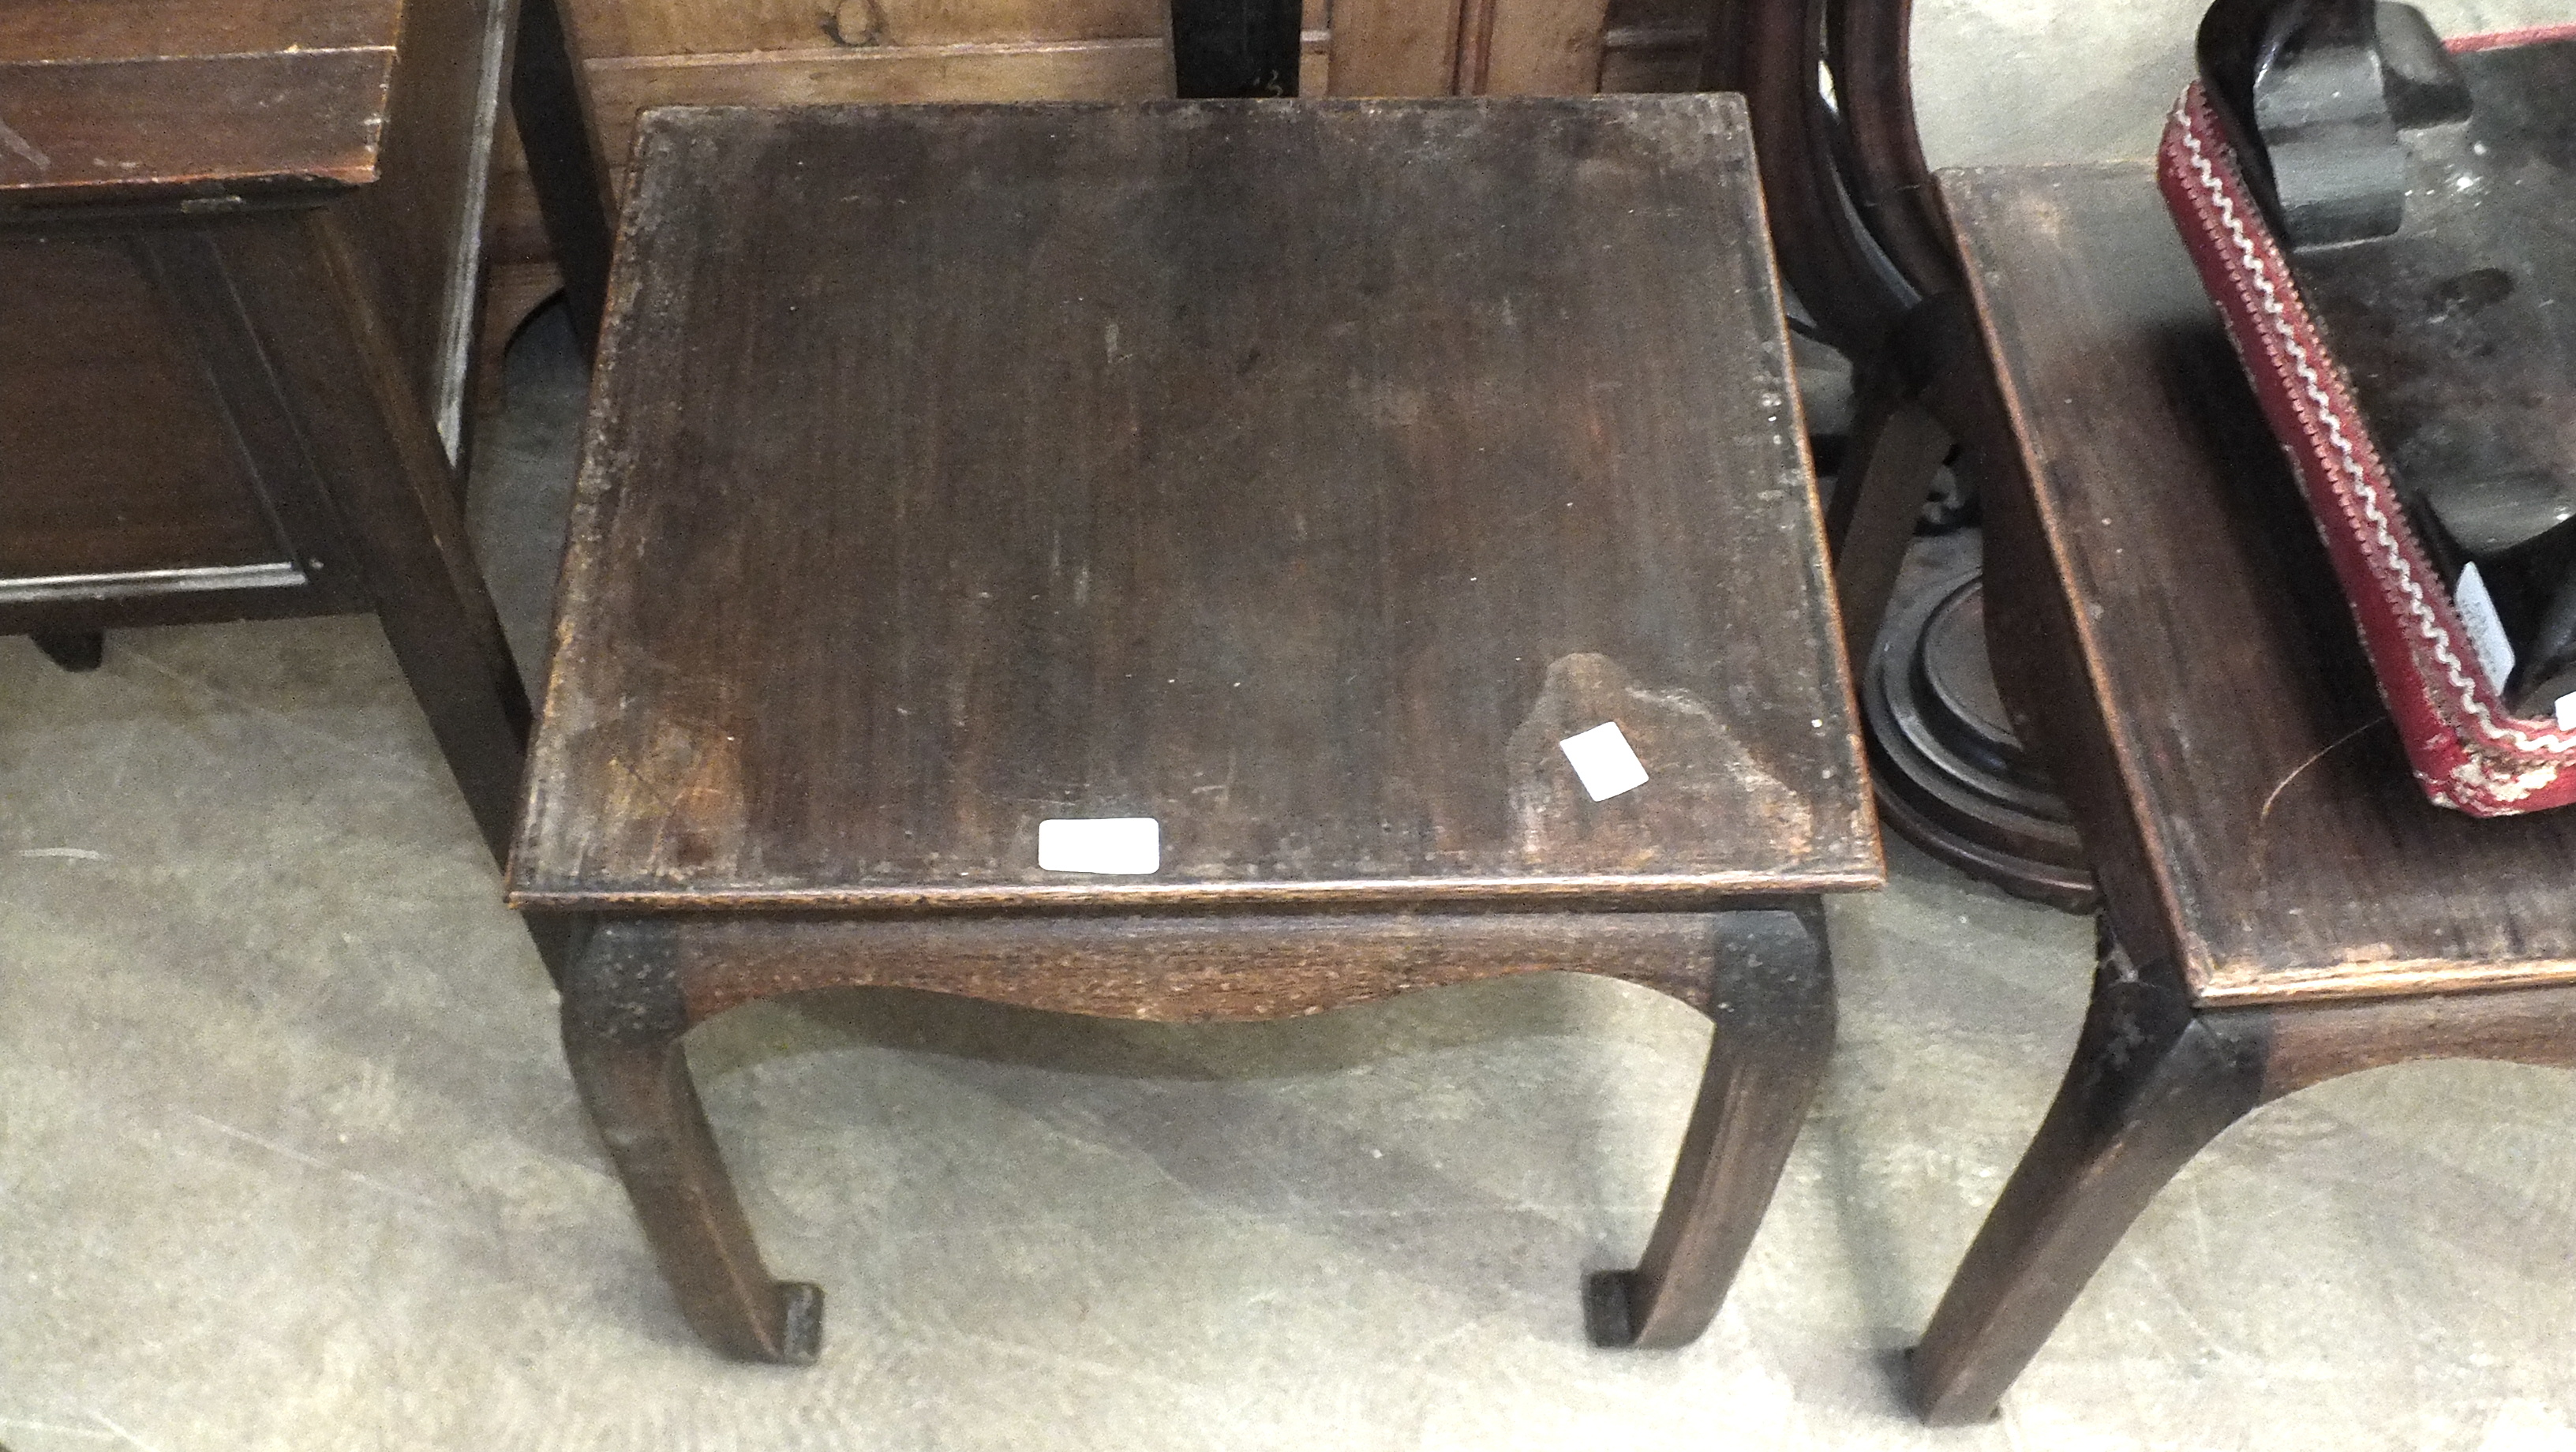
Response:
[0,238,346,599]
[0,0,533,860]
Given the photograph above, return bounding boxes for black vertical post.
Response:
[1170,0,1304,96]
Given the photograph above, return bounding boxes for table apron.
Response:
[550,905,1827,1026]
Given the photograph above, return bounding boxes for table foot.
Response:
[564,920,823,1364]
[32,631,104,672]
[1581,1268,1646,1347]
[766,1282,827,1364]
[1594,905,1833,1349]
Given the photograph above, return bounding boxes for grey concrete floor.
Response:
[9,4,2576,1446]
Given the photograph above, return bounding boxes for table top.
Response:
[1945,162,2576,1005]
[510,96,1878,914]
[0,0,403,204]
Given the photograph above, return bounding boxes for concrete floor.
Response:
[9,3,2576,1446]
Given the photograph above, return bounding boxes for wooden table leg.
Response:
[1909,924,2268,1423]
[188,219,535,867]
[559,906,1840,1362]
[1829,386,1950,666]
[562,918,823,1364]
[1822,292,1983,667]
[1587,903,1834,1349]
[509,0,612,357]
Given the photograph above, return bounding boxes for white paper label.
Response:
[1558,721,1649,802]
[2454,563,2517,691]
[1038,818,1160,874]
[2555,692,2576,732]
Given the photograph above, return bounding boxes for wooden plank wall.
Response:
[1312,0,1708,95]
[566,0,1176,198]
[478,0,1175,397]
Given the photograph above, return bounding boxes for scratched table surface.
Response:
[0,0,406,203]
[509,96,1877,914]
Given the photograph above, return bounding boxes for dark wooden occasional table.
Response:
[1908,163,2576,1422]
[508,95,1880,1363]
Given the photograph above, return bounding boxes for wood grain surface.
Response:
[1477,0,1614,94]
[1948,163,2576,1005]
[1316,0,1703,97]
[512,97,1873,912]
[1326,0,1467,92]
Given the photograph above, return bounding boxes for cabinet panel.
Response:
[0,236,285,581]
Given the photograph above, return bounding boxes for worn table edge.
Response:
[623,91,1753,129]
[0,49,396,202]
[1938,159,2218,1000]
[2197,956,2576,1008]
[503,865,1885,915]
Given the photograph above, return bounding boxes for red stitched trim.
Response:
[2448,24,2576,54]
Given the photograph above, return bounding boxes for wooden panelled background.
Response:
[1310,0,1706,95]
[478,0,1713,382]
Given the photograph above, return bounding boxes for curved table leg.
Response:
[1909,926,2268,1423]
[563,918,822,1364]
[1588,904,1835,1349]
